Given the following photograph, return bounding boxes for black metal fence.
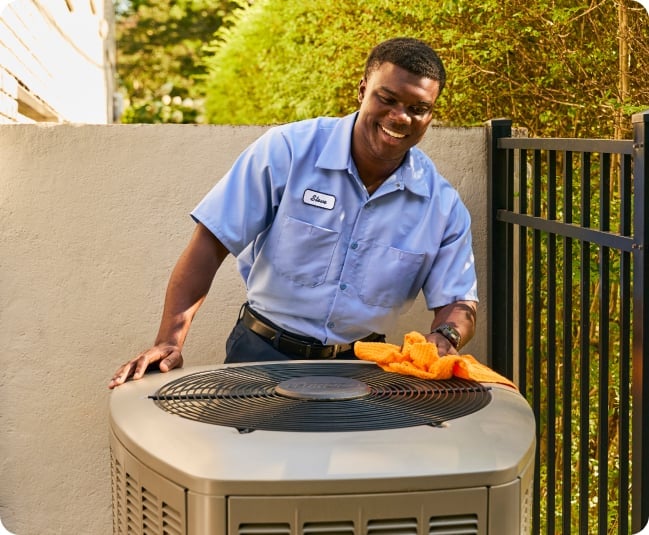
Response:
[487,111,649,534]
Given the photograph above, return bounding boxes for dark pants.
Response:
[224,319,363,364]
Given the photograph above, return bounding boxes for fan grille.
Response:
[150,362,491,432]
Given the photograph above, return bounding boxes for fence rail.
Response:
[486,111,649,534]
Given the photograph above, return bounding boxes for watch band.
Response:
[430,324,461,349]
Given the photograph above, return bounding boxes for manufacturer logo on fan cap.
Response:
[275,376,370,400]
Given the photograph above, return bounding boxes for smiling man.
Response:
[109,37,478,388]
[353,47,443,194]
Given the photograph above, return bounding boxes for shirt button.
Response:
[327,322,335,329]
[340,283,347,290]
[350,242,358,250]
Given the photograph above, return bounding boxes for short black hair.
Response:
[363,37,446,95]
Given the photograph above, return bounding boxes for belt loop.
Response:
[331,345,339,359]
[238,302,248,321]
[304,344,311,359]
[272,328,283,350]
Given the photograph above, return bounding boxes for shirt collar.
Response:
[315,112,357,171]
[315,112,431,198]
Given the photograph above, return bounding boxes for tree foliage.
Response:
[202,0,442,125]
[115,0,243,123]
[433,0,649,138]
[201,0,648,138]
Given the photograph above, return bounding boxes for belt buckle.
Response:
[283,334,317,359]
[304,340,333,359]
[280,332,338,360]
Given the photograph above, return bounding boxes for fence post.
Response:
[632,109,649,533]
[485,118,513,379]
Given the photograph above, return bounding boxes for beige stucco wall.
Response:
[0,123,488,535]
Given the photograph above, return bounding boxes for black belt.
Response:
[240,305,384,359]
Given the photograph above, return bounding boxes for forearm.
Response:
[154,271,211,350]
[426,300,478,352]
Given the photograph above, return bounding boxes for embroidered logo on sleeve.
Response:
[303,189,336,210]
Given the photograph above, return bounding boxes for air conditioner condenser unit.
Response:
[109,360,536,535]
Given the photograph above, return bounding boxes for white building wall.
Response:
[0,0,115,124]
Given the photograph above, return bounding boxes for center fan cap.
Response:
[275,376,371,401]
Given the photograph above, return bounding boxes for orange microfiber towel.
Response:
[354,331,518,390]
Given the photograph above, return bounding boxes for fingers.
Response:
[440,346,459,357]
[159,351,183,372]
[108,346,182,389]
[425,333,458,357]
[108,359,139,389]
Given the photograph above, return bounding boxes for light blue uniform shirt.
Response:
[192,112,478,344]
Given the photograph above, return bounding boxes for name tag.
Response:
[303,189,335,210]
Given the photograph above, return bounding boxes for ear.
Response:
[358,78,367,103]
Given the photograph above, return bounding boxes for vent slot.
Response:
[428,514,479,534]
[368,517,418,534]
[238,523,291,535]
[304,521,356,534]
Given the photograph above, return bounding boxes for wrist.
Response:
[430,323,461,349]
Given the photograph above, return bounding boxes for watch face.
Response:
[435,325,460,348]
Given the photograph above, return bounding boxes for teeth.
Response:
[381,125,405,139]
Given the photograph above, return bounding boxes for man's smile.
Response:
[380,124,407,139]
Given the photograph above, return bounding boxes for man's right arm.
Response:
[108,223,229,389]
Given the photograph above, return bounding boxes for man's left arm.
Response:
[425,300,478,355]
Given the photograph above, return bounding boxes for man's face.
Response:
[354,62,440,165]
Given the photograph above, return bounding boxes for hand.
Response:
[425,332,459,357]
[108,344,183,389]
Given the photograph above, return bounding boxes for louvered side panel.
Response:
[229,488,488,535]
[110,439,187,535]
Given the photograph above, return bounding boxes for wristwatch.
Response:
[430,324,461,349]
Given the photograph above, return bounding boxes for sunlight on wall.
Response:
[0,0,115,123]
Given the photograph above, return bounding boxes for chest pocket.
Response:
[359,244,425,308]
[271,215,339,287]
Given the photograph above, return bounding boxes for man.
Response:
[109,37,478,389]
